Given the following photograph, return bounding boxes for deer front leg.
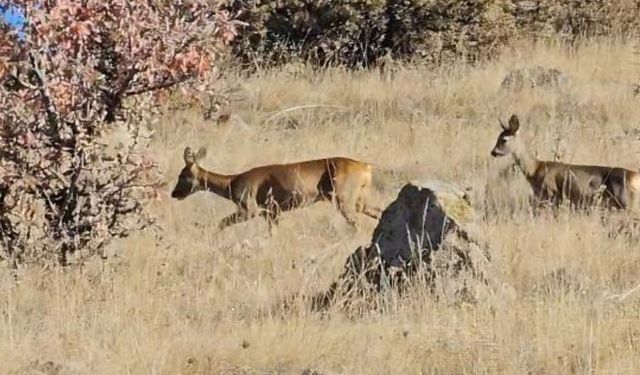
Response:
[529,186,556,216]
[529,196,546,217]
[260,210,280,236]
[265,210,282,235]
[261,189,283,235]
[218,209,250,230]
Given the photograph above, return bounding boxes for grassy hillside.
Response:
[2,40,640,374]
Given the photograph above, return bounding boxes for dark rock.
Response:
[313,180,496,311]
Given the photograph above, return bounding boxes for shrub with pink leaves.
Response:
[0,1,241,266]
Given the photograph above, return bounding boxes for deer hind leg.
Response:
[355,190,382,220]
[364,206,383,219]
[334,178,358,227]
[604,186,640,239]
[336,197,358,227]
[630,193,640,217]
[626,177,640,216]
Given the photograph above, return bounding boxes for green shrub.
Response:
[227,0,640,67]
[514,0,640,42]
[227,0,387,67]
[385,0,515,64]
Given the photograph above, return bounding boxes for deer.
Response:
[171,147,383,231]
[490,114,640,213]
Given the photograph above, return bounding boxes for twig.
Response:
[121,181,164,190]
[47,168,70,186]
[57,149,85,233]
[13,69,37,90]
[123,75,190,97]
[607,282,640,303]
[262,105,350,126]
[28,52,61,132]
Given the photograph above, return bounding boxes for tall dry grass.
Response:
[2,40,640,374]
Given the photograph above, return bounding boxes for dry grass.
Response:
[3,40,640,374]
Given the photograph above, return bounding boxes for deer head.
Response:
[171,146,207,200]
[490,114,522,158]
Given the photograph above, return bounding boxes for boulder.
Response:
[314,180,496,310]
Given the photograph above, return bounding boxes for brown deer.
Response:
[171,147,382,230]
[490,114,640,212]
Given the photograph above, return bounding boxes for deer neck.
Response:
[512,145,539,180]
[198,168,234,199]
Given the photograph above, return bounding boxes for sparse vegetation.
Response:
[2,38,640,373]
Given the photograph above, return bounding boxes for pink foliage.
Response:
[0,1,240,266]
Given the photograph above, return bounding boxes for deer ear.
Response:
[183,147,195,165]
[508,114,520,133]
[195,147,207,162]
[499,118,508,131]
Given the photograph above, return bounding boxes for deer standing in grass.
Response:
[171,147,382,230]
[490,114,640,212]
